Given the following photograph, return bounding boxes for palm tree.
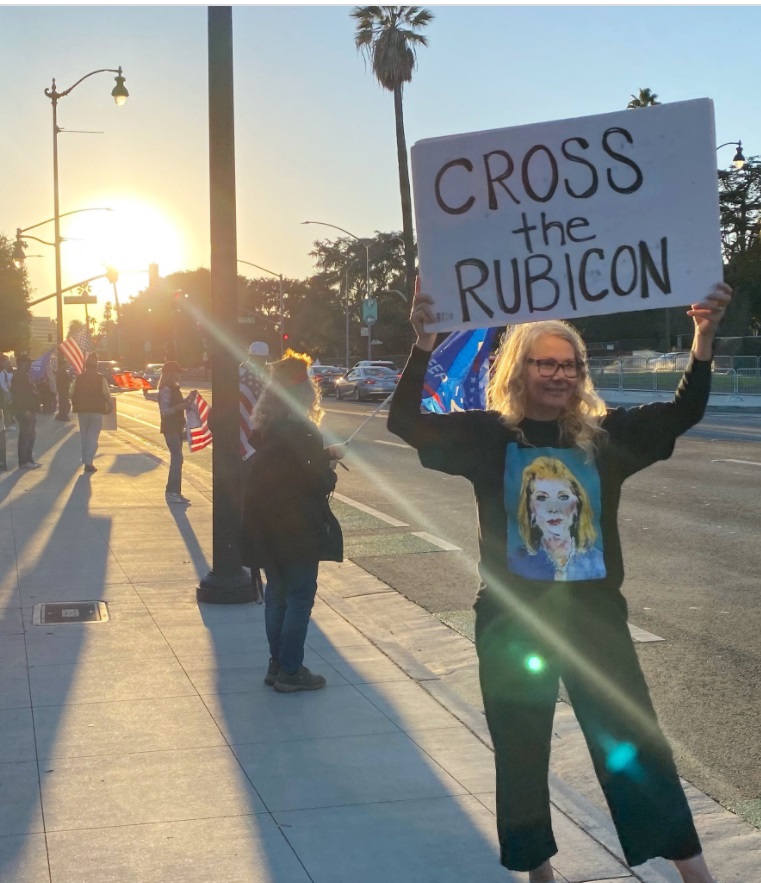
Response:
[627,87,661,109]
[352,5,434,303]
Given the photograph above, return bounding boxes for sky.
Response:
[1,3,759,328]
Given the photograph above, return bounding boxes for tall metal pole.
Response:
[365,242,372,360]
[51,89,72,420]
[198,5,253,604]
[345,266,350,370]
[278,274,284,356]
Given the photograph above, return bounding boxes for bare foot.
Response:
[528,859,556,883]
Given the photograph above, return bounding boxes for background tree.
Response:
[627,87,661,108]
[0,234,32,353]
[352,5,433,303]
[719,157,761,334]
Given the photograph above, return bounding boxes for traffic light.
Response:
[282,332,290,343]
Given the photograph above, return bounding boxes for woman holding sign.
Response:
[388,281,731,883]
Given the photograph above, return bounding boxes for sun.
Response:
[61,197,187,297]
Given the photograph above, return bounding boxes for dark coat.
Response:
[241,417,339,568]
[10,370,40,415]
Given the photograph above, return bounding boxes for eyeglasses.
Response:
[526,358,585,378]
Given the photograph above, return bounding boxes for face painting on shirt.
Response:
[505,445,606,582]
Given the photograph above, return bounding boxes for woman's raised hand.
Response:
[410,279,438,352]
[687,282,733,338]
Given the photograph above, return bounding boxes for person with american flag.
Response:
[56,326,95,421]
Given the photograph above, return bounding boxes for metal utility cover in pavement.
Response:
[32,602,109,625]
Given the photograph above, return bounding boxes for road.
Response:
[115,387,761,827]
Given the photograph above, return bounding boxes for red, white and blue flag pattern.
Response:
[186,390,212,452]
[239,365,266,459]
[421,327,499,413]
[58,328,94,375]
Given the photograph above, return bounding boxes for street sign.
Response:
[360,327,369,337]
[238,317,257,324]
[63,295,98,305]
[362,297,378,326]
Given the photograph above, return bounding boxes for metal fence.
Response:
[589,356,761,397]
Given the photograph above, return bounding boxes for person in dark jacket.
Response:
[242,352,345,693]
[151,361,192,504]
[70,352,111,473]
[10,355,42,469]
[387,281,732,883]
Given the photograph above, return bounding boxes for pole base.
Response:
[197,567,255,604]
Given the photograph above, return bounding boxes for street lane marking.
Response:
[628,624,665,643]
[333,493,409,527]
[410,531,461,551]
[374,440,409,448]
[711,458,761,467]
[117,412,160,430]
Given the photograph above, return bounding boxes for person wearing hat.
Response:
[70,352,111,473]
[241,351,346,693]
[154,360,192,504]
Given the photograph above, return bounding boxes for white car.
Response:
[647,353,690,373]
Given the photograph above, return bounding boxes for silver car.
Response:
[334,366,399,402]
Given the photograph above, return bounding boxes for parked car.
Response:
[350,360,399,373]
[647,352,691,373]
[599,355,657,374]
[138,363,164,389]
[334,366,399,402]
[97,361,126,388]
[307,365,345,395]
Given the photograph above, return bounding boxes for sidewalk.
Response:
[0,413,758,883]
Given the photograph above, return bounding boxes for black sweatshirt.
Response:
[388,346,711,607]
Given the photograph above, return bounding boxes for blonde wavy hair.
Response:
[486,320,607,459]
[517,456,598,553]
[252,349,324,432]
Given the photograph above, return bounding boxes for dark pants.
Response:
[163,431,184,494]
[474,585,701,872]
[17,412,36,466]
[263,560,319,674]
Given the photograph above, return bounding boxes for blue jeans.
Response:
[263,561,319,674]
[163,431,184,494]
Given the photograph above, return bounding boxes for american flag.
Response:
[186,391,212,452]
[59,328,94,375]
[239,365,266,459]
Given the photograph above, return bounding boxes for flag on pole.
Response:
[421,327,500,413]
[112,371,151,390]
[59,328,94,375]
[186,390,212,452]
[29,347,56,382]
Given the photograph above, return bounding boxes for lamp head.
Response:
[111,67,129,106]
[12,235,26,269]
[732,141,745,170]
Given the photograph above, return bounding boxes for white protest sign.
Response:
[411,99,723,333]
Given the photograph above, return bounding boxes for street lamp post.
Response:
[43,67,128,418]
[717,141,746,170]
[302,220,374,357]
[237,260,284,355]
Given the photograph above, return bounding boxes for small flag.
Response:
[30,347,56,382]
[59,328,94,375]
[421,327,499,413]
[186,390,212,452]
[112,371,151,390]
[239,365,266,460]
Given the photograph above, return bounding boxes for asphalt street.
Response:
[115,386,761,830]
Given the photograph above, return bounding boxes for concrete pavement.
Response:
[0,409,758,882]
